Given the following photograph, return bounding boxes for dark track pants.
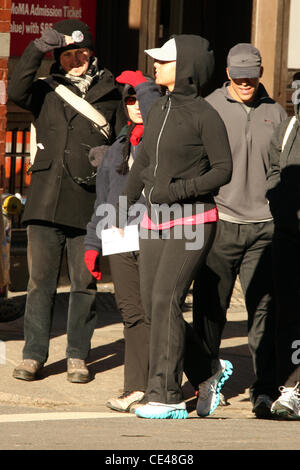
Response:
[109,252,149,393]
[193,219,278,402]
[139,223,216,404]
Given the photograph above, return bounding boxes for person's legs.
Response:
[140,223,216,406]
[191,221,251,417]
[272,229,300,387]
[239,221,278,403]
[192,220,241,367]
[22,223,65,364]
[270,229,300,419]
[109,252,149,394]
[65,229,97,361]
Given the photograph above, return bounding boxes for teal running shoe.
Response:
[196,359,233,417]
[135,401,188,419]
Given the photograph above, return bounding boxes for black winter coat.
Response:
[7,42,125,230]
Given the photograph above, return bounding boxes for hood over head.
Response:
[173,35,215,97]
[144,35,214,97]
[145,35,214,97]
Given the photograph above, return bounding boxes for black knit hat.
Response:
[53,19,95,62]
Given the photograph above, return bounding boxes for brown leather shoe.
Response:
[13,359,44,381]
[67,358,90,383]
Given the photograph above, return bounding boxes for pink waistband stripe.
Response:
[141,207,219,230]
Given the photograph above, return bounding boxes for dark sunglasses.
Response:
[125,96,137,105]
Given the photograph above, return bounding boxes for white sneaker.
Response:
[106,391,145,412]
[196,359,233,417]
[271,383,300,420]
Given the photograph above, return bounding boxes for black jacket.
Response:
[267,108,300,235]
[7,41,125,230]
[121,35,232,226]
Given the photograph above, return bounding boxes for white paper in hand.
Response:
[101,225,139,256]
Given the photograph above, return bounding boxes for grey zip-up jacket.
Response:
[206,82,287,222]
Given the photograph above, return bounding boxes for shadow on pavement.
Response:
[0,292,123,341]
[1,289,255,403]
[39,339,125,380]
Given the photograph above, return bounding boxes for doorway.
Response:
[161,0,253,95]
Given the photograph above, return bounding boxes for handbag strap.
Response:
[30,77,111,184]
[44,77,111,139]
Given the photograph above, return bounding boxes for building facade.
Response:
[0,0,295,195]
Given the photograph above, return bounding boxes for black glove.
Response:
[34,29,67,53]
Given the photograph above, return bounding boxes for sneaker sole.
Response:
[13,371,37,381]
[13,368,43,381]
[106,400,142,413]
[197,360,233,417]
[136,409,189,419]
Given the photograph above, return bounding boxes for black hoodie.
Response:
[122,35,233,225]
[267,103,300,234]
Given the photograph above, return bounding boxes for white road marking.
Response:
[0,412,135,423]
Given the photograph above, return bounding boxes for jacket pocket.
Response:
[150,174,173,205]
[27,159,52,174]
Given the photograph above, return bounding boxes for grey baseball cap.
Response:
[227,43,262,79]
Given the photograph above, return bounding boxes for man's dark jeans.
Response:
[23,223,97,364]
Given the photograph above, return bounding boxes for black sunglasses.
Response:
[125,96,137,105]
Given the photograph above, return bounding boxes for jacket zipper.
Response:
[149,95,172,224]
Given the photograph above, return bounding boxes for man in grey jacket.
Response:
[193,43,287,418]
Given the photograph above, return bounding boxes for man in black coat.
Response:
[8,19,125,383]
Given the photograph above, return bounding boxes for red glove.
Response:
[84,250,101,281]
[116,70,147,88]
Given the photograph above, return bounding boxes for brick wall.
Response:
[0,0,11,190]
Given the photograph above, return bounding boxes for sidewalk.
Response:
[3,281,300,451]
[0,280,254,418]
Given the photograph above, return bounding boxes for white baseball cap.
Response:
[145,38,177,61]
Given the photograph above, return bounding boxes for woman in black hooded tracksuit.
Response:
[118,35,233,419]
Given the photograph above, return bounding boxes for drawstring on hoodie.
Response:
[162,91,171,110]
